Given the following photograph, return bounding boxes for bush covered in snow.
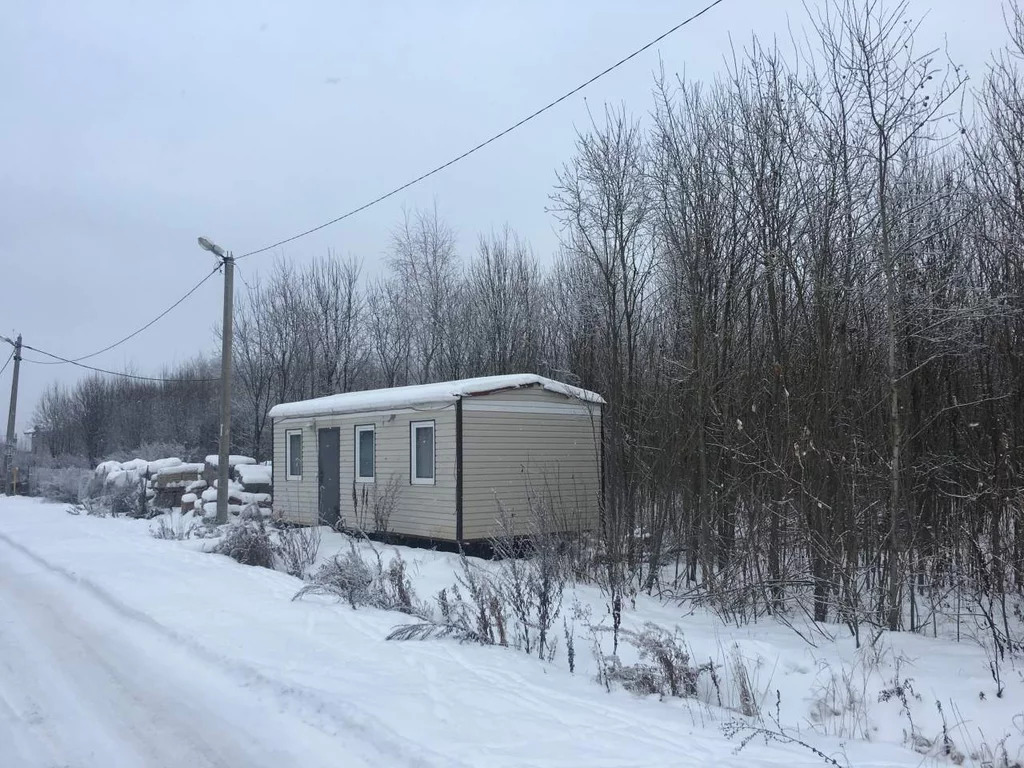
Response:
[88,458,165,506]
[213,509,275,568]
[34,467,92,504]
[275,523,321,579]
[294,541,420,613]
[108,480,142,517]
[599,623,718,701]
[67,472,153,519]
[389,512,570,655]
[151,511,201,540]
[388,555,507,645]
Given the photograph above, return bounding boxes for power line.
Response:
[0,349,13,379]
[20,342,219,383]
[234,260,254,291]
[31,266,221,366]
[3,264,222,385]
[237,0,727,260]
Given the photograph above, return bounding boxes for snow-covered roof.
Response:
[205,455,257,467]
[268,374,604,420]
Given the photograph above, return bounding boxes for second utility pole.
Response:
[198,236,234,525]
[215,252,235,525]
[3,334,22,495]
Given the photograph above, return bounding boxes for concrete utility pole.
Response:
[198,237,234,525]
[3,334,22,495]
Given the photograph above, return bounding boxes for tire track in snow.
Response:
[0,531,472,768]
[429,643,713,766]
[0,543,304,767]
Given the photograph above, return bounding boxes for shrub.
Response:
[382,552,416,613]
[491,507,569,658]
[605,623,716,699]
[124,479,157,519]
[107,481,141,517]
[151,512,199,540]
[293,540,421,613]
[213,510,275,568]
[391,514,574,654]
[351,475,401,535]
[387,554,507,645]
[723,720,844,767]
[65,497,109,517]
[69,479,146,518]
[35,467,91,503]
[730,644,759,718]
[82,472,106,501]
[298,544,375,608]
[807,657,870,741]
[275,523,321,578]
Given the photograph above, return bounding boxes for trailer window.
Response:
[286,430,302,479]
[355,425,375,482]
[410,421,434,484]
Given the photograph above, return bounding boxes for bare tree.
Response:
[552,104,657,576]
[367,276,412,388]
[465,227,542,375]
[813,0,967,629]
[389,206,462,383]
[304,254,367,395]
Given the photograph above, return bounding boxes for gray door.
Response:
[317,427,341,527]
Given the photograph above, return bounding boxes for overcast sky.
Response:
[0,0,1005,433]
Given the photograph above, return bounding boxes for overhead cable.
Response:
[236,0,727,260]
[21,342,218,384]
[31,266,221,366]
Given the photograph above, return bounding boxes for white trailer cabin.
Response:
[268,374,604,543]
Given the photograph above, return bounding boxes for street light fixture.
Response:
[198,236,227,260]
[198,236,234,525]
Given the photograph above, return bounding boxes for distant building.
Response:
[24,426,55,456]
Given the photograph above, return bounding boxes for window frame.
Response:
[409,420,436,486]
[354,424,375,483]
[286,429,303,480]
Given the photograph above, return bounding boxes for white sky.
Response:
[0,0,1006,433]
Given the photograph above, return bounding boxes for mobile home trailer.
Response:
[268,374,604,543]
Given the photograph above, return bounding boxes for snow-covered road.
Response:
[0,534,360,768]
[0,499,926,767]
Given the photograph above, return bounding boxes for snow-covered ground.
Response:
[0,497,1018,767]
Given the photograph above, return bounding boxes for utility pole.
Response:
[3,334,22,495]
[198,237,234,525]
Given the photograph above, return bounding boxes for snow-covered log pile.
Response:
[202,455,256,486]
[196,456,273,519]
[236,463,272,495]
[92,458,187,505]
[94,458,180,491]
[198,479,273,519]
[179,476,208,514]
[91,456,272,516]
[151,463,205,507]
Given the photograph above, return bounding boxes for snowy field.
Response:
[0,497,1020,768]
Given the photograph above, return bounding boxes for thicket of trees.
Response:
[33,1,1024,632]
[32,358,220,465]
